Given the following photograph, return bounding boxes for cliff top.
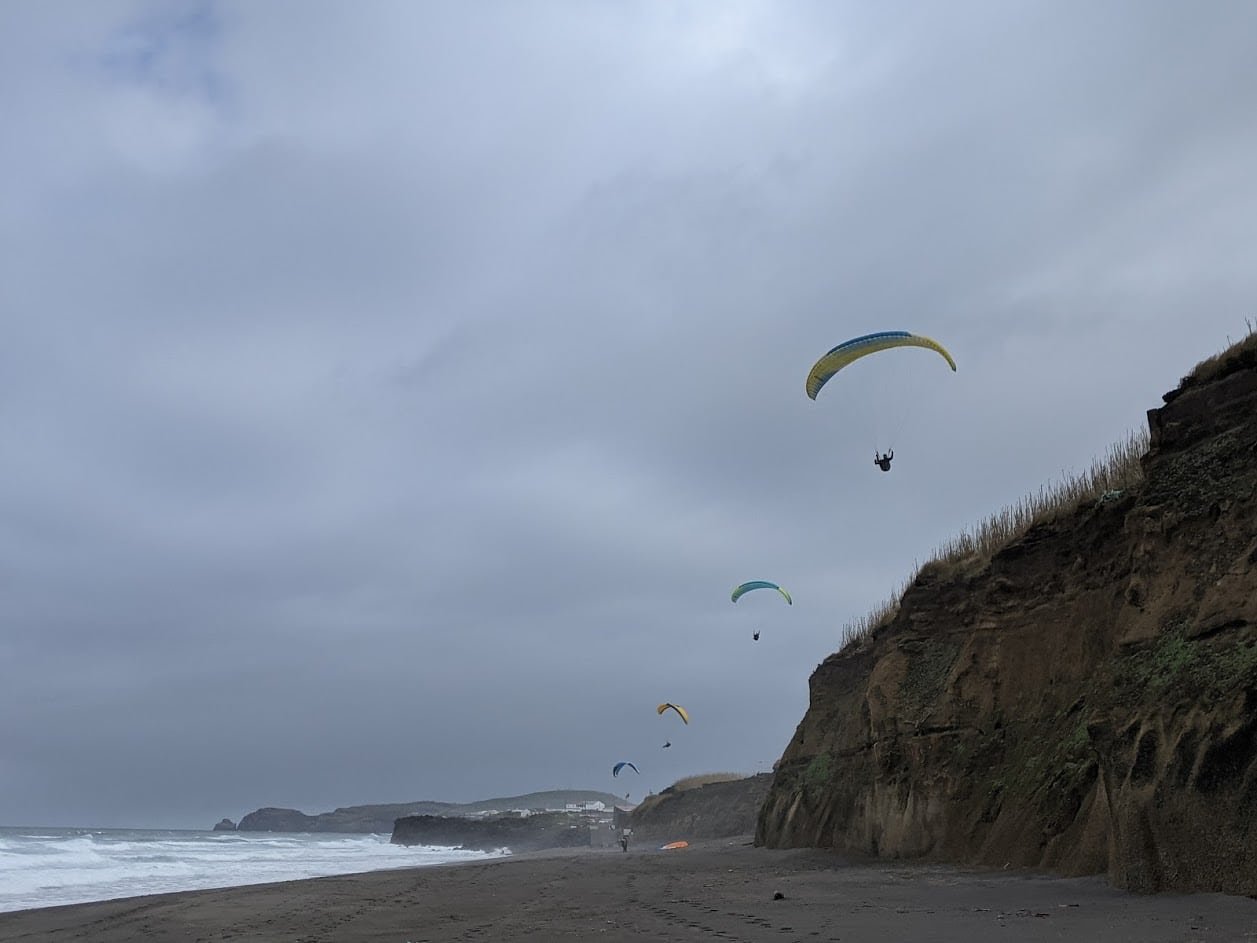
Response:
[840,324,1256,653]
[1178,318,1257,391]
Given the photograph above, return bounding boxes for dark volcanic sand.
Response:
[2,838,1255,942]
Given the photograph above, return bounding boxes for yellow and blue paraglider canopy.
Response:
[806,331,956,401]
[657,703,690,724]
[613,761,639,777]
[731,580,792,605]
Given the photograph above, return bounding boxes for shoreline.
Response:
[3,838,1255,941]
[0,827,502,916]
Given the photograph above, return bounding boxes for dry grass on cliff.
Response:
[633,772,747,816]
[930,426,1149,566]
[1182,318,1257,388]
[838,324,1255,654]
[839,576,915,651]
[839,426,1150,651]
[668,772,745,791]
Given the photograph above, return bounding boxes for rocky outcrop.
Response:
[391,812,593,852]
[757,344,1257,895]
[237,807,320,832]
[628,775,772,842]
[211,818,237,832]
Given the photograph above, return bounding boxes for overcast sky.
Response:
[2,1,1255,829]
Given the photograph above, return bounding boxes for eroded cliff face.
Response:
[757,353,1257,895]
[627,774,772,842]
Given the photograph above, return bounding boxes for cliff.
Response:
[757,338,1257,895]
[391,811,594,852]
[628,774,772,842]
[233,790,623,834]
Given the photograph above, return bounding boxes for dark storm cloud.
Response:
[2,1,1256,827]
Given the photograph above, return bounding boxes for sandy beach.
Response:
[3,838,1255,942]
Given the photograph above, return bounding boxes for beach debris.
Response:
[773,891,785,900]
[997,909,1053,920]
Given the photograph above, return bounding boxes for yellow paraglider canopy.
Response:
[656,703,690,724]
[806,331,956,401]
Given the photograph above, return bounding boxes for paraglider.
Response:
[734,582,790,641]
[806,332,956,469]
[805,331,956,401]
[731,581,792,605]
[657,703,690,724]
[613,761,639,777]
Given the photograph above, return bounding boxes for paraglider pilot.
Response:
[874,449,893,472]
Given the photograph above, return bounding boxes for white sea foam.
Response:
[0,827,502,913]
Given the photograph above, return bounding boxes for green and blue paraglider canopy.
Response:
[731,581,792,605]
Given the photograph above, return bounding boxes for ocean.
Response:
[0,826,503,913]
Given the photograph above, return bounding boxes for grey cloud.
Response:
[1,1,1255,827]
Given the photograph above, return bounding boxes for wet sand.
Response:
[3,838,1255,942]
